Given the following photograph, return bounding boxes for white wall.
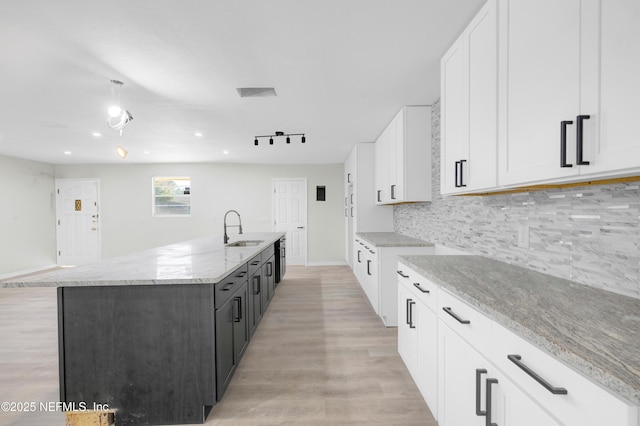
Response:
[0,155,56,276]
[54,162,345,264]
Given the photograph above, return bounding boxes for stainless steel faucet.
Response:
[223,210,243,244]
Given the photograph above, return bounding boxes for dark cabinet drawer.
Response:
[215,264,248,309]
[247,252,262,276]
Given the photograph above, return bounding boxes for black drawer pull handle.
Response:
[408,300,416,328]
[413,283,429,294]
[397,270,409,278]
[233,297,242,322]
[560,120,574,168]
[367,260,372,276]
[250,260,260,266]
[576,115,590,165]
[455,161,460,187]
[369,250,375,254]
[391,184,396,200]
[442,307,470,324]
[377,190,381,202]
[357,250,361,263]
[475,369,487,416]
[508,354,568,395]
[221,282,234,291]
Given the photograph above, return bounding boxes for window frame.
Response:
[151,176,192,217]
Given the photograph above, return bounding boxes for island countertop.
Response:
[1,232,285,288]
[399,254,640,406]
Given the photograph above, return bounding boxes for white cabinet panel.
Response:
[441,0,498,195]
[374,106,431,204]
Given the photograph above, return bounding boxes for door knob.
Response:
[297,226,305,229]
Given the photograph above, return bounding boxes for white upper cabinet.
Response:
[441,0,498,195]
[588,0,640,175]
[374,106,432,204]
[498,0,640,187]
[442,0,640,193]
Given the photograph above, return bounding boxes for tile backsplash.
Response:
[394,99,640,299]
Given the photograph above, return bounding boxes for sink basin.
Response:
[226,240,264,247]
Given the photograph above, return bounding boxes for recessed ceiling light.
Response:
[144,150,150,154]
[194,132,203,137]
[64,151,72,155]
[223,150,229,154]
[92,132,102,137]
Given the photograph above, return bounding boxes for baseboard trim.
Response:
[305,261,349,267]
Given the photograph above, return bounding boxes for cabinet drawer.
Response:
[492,322,638,426]
[261,244,275,262]
[397,263,437,312]
[247,252,262,276]
[437,288,491,354]
[215,265,248,309]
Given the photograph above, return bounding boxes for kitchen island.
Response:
[2,232,285,425]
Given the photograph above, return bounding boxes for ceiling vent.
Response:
[236,87,277,98]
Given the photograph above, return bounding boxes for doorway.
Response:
[55,179,101,266]
[272,178,307,266]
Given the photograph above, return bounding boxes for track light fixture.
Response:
[254,131,306,146]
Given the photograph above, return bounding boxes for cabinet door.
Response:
[374,128,387,204]
[363,251,379,314]
[496,372,562,426]
[437,321,487,426]
[232,285,249,361]
[398,282,418,376]
[390,111,403,202]
[441,35,469,195]
[499,0,582,185]
[250,274,262,332]
[215,298,235,401]
[415,301,438,417]
[264,257,275,303]
[586,0,640,174]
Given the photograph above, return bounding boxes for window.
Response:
[152,177,191,216]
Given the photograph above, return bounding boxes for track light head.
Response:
[269,137,273,145]
[254,138,258,146]
[302,135,306,143]
[286,136,290,144]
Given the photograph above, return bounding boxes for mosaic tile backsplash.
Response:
[394,99,640,299]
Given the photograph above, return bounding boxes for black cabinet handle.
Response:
[253,276,261,295]
[508,354,568,394]
[357,250,361,263]
[455,161,460,187]
[235,271,247,277]
[476,368,498,426]
[576,115,590,165]
[377,190,381,202]
[345,208,348,217]
[350,207,354,217]
[485,378,498,426]
[442,307,471,324]
[413,283,429,294]
[347,172,351,183]
[405,299,416,328]
[475,369,487,416]
[397,270,409,278]
[408,300,416,329]
[221,282,234,292]
[367,260,372,276]
[250,260,260,266]
[267,262,273,277]
[459,159,467,187]
[560,120,574,168]
[350,194,354,204]
[391,184,396,200]
[369,249,375,254]
[233,297,242,322]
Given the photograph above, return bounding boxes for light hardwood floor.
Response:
[0,266,436,425]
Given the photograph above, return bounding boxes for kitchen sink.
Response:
[225,240,264,247]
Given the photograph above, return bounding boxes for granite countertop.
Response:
[1,232,284,288]
[399,254,640,405]
[356,232,434,248]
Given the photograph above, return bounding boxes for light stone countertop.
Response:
[356,232,435,248]
[1,232,284,288]
[398,254,640,406]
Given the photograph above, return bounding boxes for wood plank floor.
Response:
[0,266,436,425]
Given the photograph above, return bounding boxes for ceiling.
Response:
[0,0,485,165]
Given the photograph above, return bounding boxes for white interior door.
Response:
[273,179,307,266]
[55,179,101,266]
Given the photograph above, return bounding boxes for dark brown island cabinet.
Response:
[57,240,284,425]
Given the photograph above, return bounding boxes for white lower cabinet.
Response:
[398,264,639,426]
[397,264,438,416]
